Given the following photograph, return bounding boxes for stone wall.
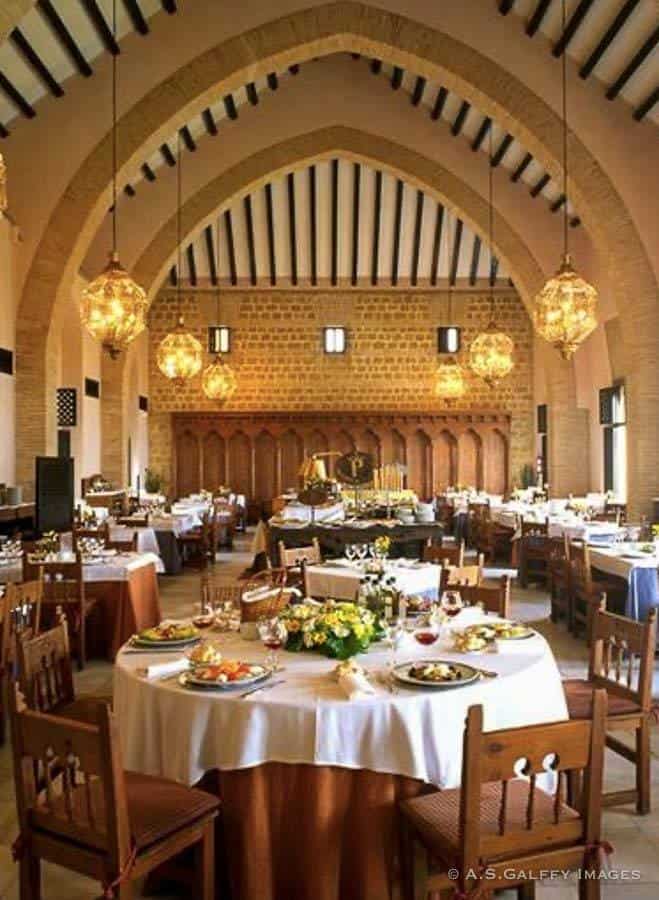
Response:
[148,288,534,488]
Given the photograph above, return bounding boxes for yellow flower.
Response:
[287,620,301,633]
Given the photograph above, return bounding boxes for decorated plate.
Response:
[180,661,270,690]
[393,659,479,689]
[463,621,535,641]
[131,622,200,648]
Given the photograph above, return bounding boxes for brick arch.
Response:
[14,1,658,511]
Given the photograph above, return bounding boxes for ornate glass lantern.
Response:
[435,359,466,401]
[202,354,237,401]
[469,326,515,387]
[81,252,148,358]
[156,316,202,384]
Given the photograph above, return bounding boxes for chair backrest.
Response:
[457,576,512,618]
[457,693,606,886]
[588,601,657,712]
[18,619,76,713]
[106,531,138,552]
[278,539,321,568]
[592,511,620,525]
[423,540,465,567]
[9,686,130,865]
[604,502,626,524]
[200,574,242,615]
[521,518,549,537]
[443,557,484,588]
[116,514,149,528]
[1,581,43,673]
[568,540,592,592]
[73,523,109,551]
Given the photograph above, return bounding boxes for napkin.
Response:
[338,670,376,701]
[139,658,189,680]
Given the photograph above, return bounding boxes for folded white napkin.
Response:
[338,670,376,700]
[140,658,189,680]
[242,586,278,603]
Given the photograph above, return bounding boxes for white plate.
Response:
[131,634,200,649]
[393,659,479,688]
[180,665,270,690]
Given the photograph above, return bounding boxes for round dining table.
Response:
[113,610,567,900]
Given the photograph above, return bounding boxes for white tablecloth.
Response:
[305,559,441,601]
[150,513,200,536]
[588,545,659,581]
[109,526,160,556]
[113,612,567,788]
[0,551,163,583]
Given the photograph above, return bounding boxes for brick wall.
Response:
[148,289,534,486]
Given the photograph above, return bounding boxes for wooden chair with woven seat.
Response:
[0,581,43,746]
[477,516,514,565]
[454,575,513,618]
[548,534,571,627]
[563,600,657,815]
[278,539,322,593]
[18,618,112,725]
[466,503,487,549]
[72,523,109,552]
[178,513,214,569]
[518,519,551,589]
[200,573,242,617]
[441,556,484,590]
[400,691,607,900]
[9,689,219,900]
[106,532,138,553]
[569,541,623,642]
[25,556,97,672]
[422,539,465,568]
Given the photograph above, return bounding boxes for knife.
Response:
[239,679,285,698]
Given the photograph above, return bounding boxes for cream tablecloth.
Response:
[0,551,163,582]
[113,612,567,789]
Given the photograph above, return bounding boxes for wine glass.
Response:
[257,617,287,671]
[356,543,368,561]
[441,590,464,619]
[345,543,356,563]
[381,616,404,677]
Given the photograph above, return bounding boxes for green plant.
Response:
[144,468,164,494]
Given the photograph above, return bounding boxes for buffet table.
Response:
[114,615,567,900]
[270,522,443,564]
[305,558,441,602]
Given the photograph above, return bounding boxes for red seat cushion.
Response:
[401,780,578,865]
[563,679,641,719]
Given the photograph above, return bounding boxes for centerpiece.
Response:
[279,601,383,660]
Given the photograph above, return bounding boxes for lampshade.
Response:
[201,354,237,401]
[469,324,515,387]
[156,316,202,384]
[533,254,598,360]
[80,251,148,358]
[435,359,466,401]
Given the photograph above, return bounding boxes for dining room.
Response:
[0,2,658,899]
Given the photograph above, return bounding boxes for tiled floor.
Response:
[1,532,658,899]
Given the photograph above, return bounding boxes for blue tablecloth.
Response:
[625,566,659,622]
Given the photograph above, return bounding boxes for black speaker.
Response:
[35,456,74,534]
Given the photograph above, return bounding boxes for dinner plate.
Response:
[179,666,271,691]
[464,622,535,641]
[131,635,200,649]
[393,659,479,689]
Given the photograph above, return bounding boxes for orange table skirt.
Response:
[86,563,161,658]
[196,763,433,900]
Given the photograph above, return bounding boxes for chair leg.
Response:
[78,608,86,671]
[636,718,651,815]
[194,821,216,900]
[578,869,600,900]
[567,770,582,810]
[19,851,41,900]
[118,880,134,900]
[517,883,535,900]
[0,669,6,747]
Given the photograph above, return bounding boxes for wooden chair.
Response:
[548,534,571,626]
[116,514,149,528]
[442,556,484,590]
[591,510,620,525]
[518,519,551,588]
[278,539,322,592]
[106,532,138,553]
[466,503,487,549]
[477,517,514,564]
[18,619,112,724]
[563,601,657,814]
[604,502,626,525]
[569,541,623,642]
[200,573,242,616]
[0,581,43,746]
[26,556,97,671]
[9,691,219,900]
[400,691,607,900]
[423,539,465,568]
[72,523,109,551]
[455,575,512,618]
[178,513,214,569]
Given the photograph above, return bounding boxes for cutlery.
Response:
[475,667,498,679]
[239,679,286,699]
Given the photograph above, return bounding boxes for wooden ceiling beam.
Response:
[10,28,63,97]
[81,0,120,56]
[553,0,596,58]
[37,1,92,77]
[204,224,217,286]
[579,0,639,79]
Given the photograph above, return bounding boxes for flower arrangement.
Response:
[652,524,659,539]
[373,535,391,558]
[38,531,60,554]
[279,601,383,660]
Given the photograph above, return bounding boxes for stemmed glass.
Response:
[257,617,287,671]
[356,543,368,561]
[345,544,356,563]
[381,616,404,680]
[441,590,464,619]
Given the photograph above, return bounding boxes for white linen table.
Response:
[113,613,567,789]
[588,545,659,620]
[305,558,441,601]
[0,550,163,582]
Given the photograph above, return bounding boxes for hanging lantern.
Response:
[435,359,466,402]
[202,354,237,401]
[533,254,597,360]
[469,324,515,388]
[156,316,202,384]
[81,251,148,358]
[533,0,597,357]
[81,1,146,358]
